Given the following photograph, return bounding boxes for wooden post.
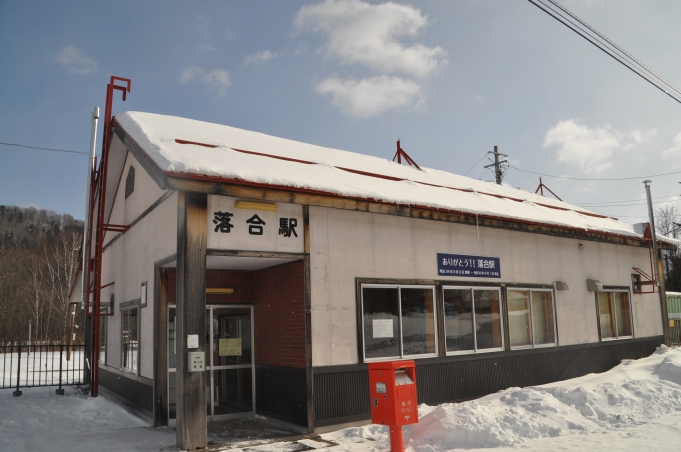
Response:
[303,205,314,433]
[176,191,208,450]
[153,266,169,427]
[657,250,671,346]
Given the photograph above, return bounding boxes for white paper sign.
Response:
[373,319,394,338]
[207,195,304,252]
[187,334,199,349]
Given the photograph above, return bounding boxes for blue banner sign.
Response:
[437,253,501,278]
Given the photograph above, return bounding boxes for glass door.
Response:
[210,306,255,419]
[168,305,255,424]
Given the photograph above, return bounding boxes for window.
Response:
[99,316,107,365]
[443,287,503,354]
[597,291,632,339]
[121,307,139,373]
[124,165,135,199]
[507,289,556,348]
[361,285,437,361]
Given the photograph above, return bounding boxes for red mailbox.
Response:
[368,360,418,452]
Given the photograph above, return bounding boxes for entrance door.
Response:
[168,305,255,424]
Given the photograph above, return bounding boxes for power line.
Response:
[544,0,681,99]
[510,164,681,181]
[462,152,490,177]
[578,194,679,206]
[526,0,681,105]
[584,199,681,208]
[0,141,88,156]
[508,166,539,185]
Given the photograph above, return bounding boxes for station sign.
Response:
[437,253,500,278]
[206,195,304,253]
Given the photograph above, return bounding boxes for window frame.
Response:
[99,316,107,365]
[596,288,634,341]
[506,288,557,350]
[442,285,505,356]
[360,283,439,363]
[120,304,140,375]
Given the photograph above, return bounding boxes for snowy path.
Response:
[0,386,176,452]
[3,346,681,451]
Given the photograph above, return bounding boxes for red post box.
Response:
[368,360,418,452]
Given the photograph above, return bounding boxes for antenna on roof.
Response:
[535,177,563,201]
[393,140,422,171]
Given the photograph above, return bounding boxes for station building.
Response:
[88,111,675,434]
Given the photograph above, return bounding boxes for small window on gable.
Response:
[125,166,135,199]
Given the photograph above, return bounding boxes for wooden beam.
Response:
[153,267,168,427]
[175,191,207,450]
[206,249,306,260]
[165,176,671,250]
[206,287,234,294]
[113,125,168,190]
[303,205,314,433]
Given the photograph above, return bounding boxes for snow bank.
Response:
[329,345,681,450]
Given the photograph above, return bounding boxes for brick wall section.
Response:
[164,261,306,369]
[254,260,306,368]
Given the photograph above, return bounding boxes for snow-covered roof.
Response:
[114,111,676,246]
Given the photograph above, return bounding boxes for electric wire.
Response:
[510,164,681,181]
[509,166,539,185]
[0,141,88,156]
[526,0,681,105]
[545,0,681,98]
[462,152,490,177]
[579,194,679,205]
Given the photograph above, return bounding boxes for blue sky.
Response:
[2,0,681,223]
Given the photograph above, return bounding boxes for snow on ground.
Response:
[0,386,176,452]
[321,345,681,452]
[4,346,681,451]
[1,350,84,388]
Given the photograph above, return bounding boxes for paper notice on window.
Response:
[219,338,242,356]
[372,319,394,338]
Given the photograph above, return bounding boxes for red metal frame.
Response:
[535,177,563,201]
[392,140,422,170]
[88,76,131,397]
[632,267,656,294]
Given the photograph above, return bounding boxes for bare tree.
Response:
[0,205,83,345]
[655,205,681,290]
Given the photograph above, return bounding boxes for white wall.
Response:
[309,206,663,367]
[101,142,177,379]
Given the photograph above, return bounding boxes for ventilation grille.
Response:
[125,166,135,199]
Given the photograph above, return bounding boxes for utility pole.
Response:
[484,146,508,185]
[644,180,670,346]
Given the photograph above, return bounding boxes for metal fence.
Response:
[1,344,85,395]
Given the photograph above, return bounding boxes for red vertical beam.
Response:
[91,76,130,397]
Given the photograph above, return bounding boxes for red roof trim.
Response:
[166,170,653,245]
[182,142,606,218]
[175,139,218,148]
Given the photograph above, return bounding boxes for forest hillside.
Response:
[0,205,83,345]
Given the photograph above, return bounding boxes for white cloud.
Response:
[662,132,681,159]
[316,76,421,117]
[295,0,446,79]
[194,15,209,33]
[242,50,281,68]
[179,66,231,97]
[197,43,215,52]
[544,119,654,174]
[56,46,97,75]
